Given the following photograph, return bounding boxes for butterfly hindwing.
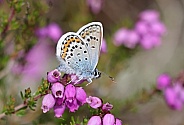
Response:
[56,32,91,75]
[77,22,103,71]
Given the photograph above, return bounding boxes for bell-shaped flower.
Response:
[65,98,79,112]
[115,118,122,125]
[54,103,66,118]
[86,96,102,109]
[51,82,64,98]
[41,94,55,113]
[102,114,115,125]
[65,84,76,102]
[76,87,87,105]
[47,69,61,83]
[87,115,102,125]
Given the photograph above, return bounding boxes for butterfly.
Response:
[56,22,103,84]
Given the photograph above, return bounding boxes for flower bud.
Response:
[102,102,113,112]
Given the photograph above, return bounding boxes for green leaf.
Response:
[16,109,26,116]
[20,91,24,99]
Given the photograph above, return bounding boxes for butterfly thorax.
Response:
[78,68,101,80]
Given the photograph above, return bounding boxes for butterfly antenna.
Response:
[101,71,116,83]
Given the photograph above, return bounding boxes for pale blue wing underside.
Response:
[56,32,91,76]
[77,22,103,71]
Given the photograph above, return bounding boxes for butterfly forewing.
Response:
[77,22,103,71]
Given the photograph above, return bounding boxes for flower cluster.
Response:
[86,96,122,125]
[36,23,62,42]
[113,10,166,50]
[41,69,122,124]
[156,73,184,110]
[41,69,87,117]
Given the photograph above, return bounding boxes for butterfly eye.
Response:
[93,69,101,79]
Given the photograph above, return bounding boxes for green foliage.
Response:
[16,109,26,116]
[69,116,88,125]
[2,96,15,115]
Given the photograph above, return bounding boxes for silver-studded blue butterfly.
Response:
[56,22,103,84]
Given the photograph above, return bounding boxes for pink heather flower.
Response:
[87,0,103,14]
[47,69,61,83]
[150,21,166,35]
[113,28,128,46]
[41,94,55,113]
[140,34,161,50]
[47,23,62,41]
[156,74,171,90]
[65,84,76,102]
[65,98,79,112]
[139,10,160,23]
[36,27,48,38]
[51,82,64,98]
[135,21,148,35]
[22,40,53,80]
[101,39,107,53]
[36,23,62,42]
[164,87,175,107]
[164,85,183,110]
[102,102,113,112]
[87,116,102,125]
[115,118,122,125]
[76,87,87,105]
[124,30,139,48]
[55,98,65,106]
[86,96,102,109]
[64,84,80,112]
[54,104,66,118]
[113,28,139,48]
[102,114,115,125]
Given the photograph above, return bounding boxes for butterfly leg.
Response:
[85,78,92,86]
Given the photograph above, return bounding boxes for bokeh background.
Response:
[1,0,184,125]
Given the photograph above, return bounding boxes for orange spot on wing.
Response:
[61,36,82,59]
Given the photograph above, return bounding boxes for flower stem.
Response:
[0,93,46,119]
[1,7,15,38]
